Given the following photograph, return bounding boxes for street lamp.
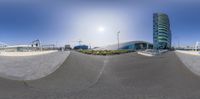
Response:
[117,31,120,50]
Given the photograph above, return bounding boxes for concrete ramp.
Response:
[0,51,70,80]
[176,51,200,76]
[1,51,200,99]
[26,51,106,92]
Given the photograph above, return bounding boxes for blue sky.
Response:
[0,0,200,47]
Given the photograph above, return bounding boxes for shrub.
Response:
[78,50,132,55]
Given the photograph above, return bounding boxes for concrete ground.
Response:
[0,51,200,99]
[176,50,200,56]
[0,51,70,80]
[176,51,200,76]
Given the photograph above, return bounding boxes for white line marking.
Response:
[89,56,109,87]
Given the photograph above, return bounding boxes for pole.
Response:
[178,40,180,49]
[117,31,120,50]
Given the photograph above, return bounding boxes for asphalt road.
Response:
[0,51,200,99]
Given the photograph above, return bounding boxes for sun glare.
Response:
[98,27,105,32]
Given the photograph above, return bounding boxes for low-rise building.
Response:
[94,41,153,51]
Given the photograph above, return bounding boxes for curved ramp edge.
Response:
[26,51,106,92]
[175,51,200,76]
[0,51,70,80]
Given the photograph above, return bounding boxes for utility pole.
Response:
[178,40,180,49]
[117,31,120,50]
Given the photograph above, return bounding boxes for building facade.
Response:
[0,45,40,52]
[94,41,153,51]
[153,13,171,49]
[74,45,88,50]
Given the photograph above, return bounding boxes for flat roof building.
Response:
[95,41,153,51]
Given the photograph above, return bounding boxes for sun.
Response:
[98,27,105,32]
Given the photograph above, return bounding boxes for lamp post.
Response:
[195,41,200,51]
[117,31,120,50]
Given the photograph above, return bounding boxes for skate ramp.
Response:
[0,51,70,80]
[26,51,107,92]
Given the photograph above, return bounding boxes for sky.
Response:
[0,0,200,47]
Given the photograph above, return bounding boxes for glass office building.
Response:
[153,13,171,49]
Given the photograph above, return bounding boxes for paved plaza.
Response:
[0,51,200,99]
